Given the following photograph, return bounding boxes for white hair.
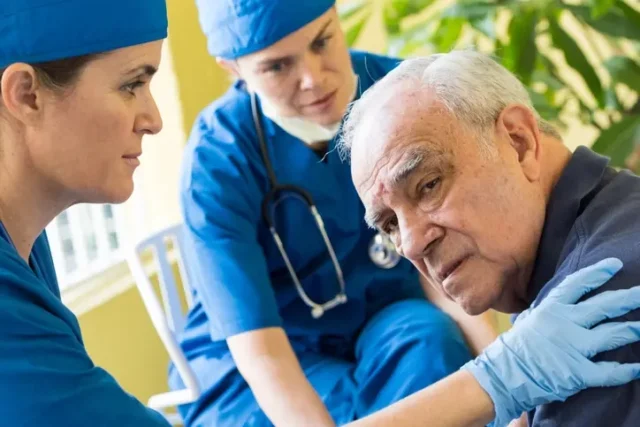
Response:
[339,50,560,160]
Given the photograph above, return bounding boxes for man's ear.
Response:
[216,57,241,79]
[496,104,542,182]
[1,63,43,125]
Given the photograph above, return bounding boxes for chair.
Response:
[127,224,201,425]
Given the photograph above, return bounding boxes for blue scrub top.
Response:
[179,50,424,358]
[516,147,640,426]
[0,223,168,426]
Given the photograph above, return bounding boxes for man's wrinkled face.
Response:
[351,89,546,314]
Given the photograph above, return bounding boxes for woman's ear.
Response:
[216,57,241,79]
[1,63,43,125]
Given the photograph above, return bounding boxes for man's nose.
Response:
[397,212,442,261]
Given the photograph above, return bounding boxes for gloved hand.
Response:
[462,258,640,427]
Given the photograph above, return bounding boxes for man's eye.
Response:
[421,177,441,193]
[381,217,398,235]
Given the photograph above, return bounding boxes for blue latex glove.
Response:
[463,258,640,427]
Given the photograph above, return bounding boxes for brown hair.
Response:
[0,54,99,94]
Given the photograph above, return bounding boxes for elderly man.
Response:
[339,50,640,426]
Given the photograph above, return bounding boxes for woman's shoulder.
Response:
[350,49,402,86]
[192,81,253,137]
[184,81,260,159]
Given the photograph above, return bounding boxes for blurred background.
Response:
[53,0,639,408]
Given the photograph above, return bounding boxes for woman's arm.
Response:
[228,327,335,427]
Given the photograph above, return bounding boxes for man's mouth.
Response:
[438,256,468,283]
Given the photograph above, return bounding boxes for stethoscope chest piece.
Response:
[369,233,401,269]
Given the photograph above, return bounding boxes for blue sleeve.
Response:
[180,109,282,340]
[529,225,640,426]
[0,270,169,426]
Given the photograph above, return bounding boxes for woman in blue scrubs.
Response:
[172,1,635,426]
[1,1,640,426]
[175,1,488,425]
[0,0,170,425]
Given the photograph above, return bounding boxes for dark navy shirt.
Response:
[522,146,640,426]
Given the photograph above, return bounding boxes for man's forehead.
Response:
[351,103,449,189]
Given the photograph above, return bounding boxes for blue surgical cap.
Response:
[0,0,168,68]
[196,0,336,59]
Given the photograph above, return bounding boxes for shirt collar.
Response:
[526,146,612,303]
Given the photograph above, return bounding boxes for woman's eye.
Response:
[268,63,283,73]
[264,60,290,74]
[312,36,331,52]
[123,80,145,94]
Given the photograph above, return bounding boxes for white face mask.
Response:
[258,74,359,145]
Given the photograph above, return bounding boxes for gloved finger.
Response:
[544,258,622,305]
[585,321,640,358]
[571,286,640,328]
[586,361,640,388]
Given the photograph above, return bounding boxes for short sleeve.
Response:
[180,111,282,340]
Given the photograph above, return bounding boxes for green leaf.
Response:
[431,18,465,52]
[493,38,505,61]
[568,5,640,41]
[604,56,640,93]
[344,12,370,46]
[528,88,562,121]
[469,13,496,39]
[387,20,435,57]
[503,10,538,85]
[442,2,498,21]
[605,87,623,110]
[616,0,640,29]
[383,0,438,34]
[338,0,369,21]
[591,115,640,167]
[533,70,565,92]
[592,0,616,19]
[396,0,438,16]
[548,15,605,107]
[383,6,401,34]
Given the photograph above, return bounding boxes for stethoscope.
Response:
[250,93,400,319]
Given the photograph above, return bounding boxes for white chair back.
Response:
[127,224,200,425]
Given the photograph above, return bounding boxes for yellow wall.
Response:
[165,0,231,134]
[80,286,169,404]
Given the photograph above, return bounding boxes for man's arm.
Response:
[529,339,640,426]
[528,250,640,426]
[348,370,494,427]
[228,327,335,427]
